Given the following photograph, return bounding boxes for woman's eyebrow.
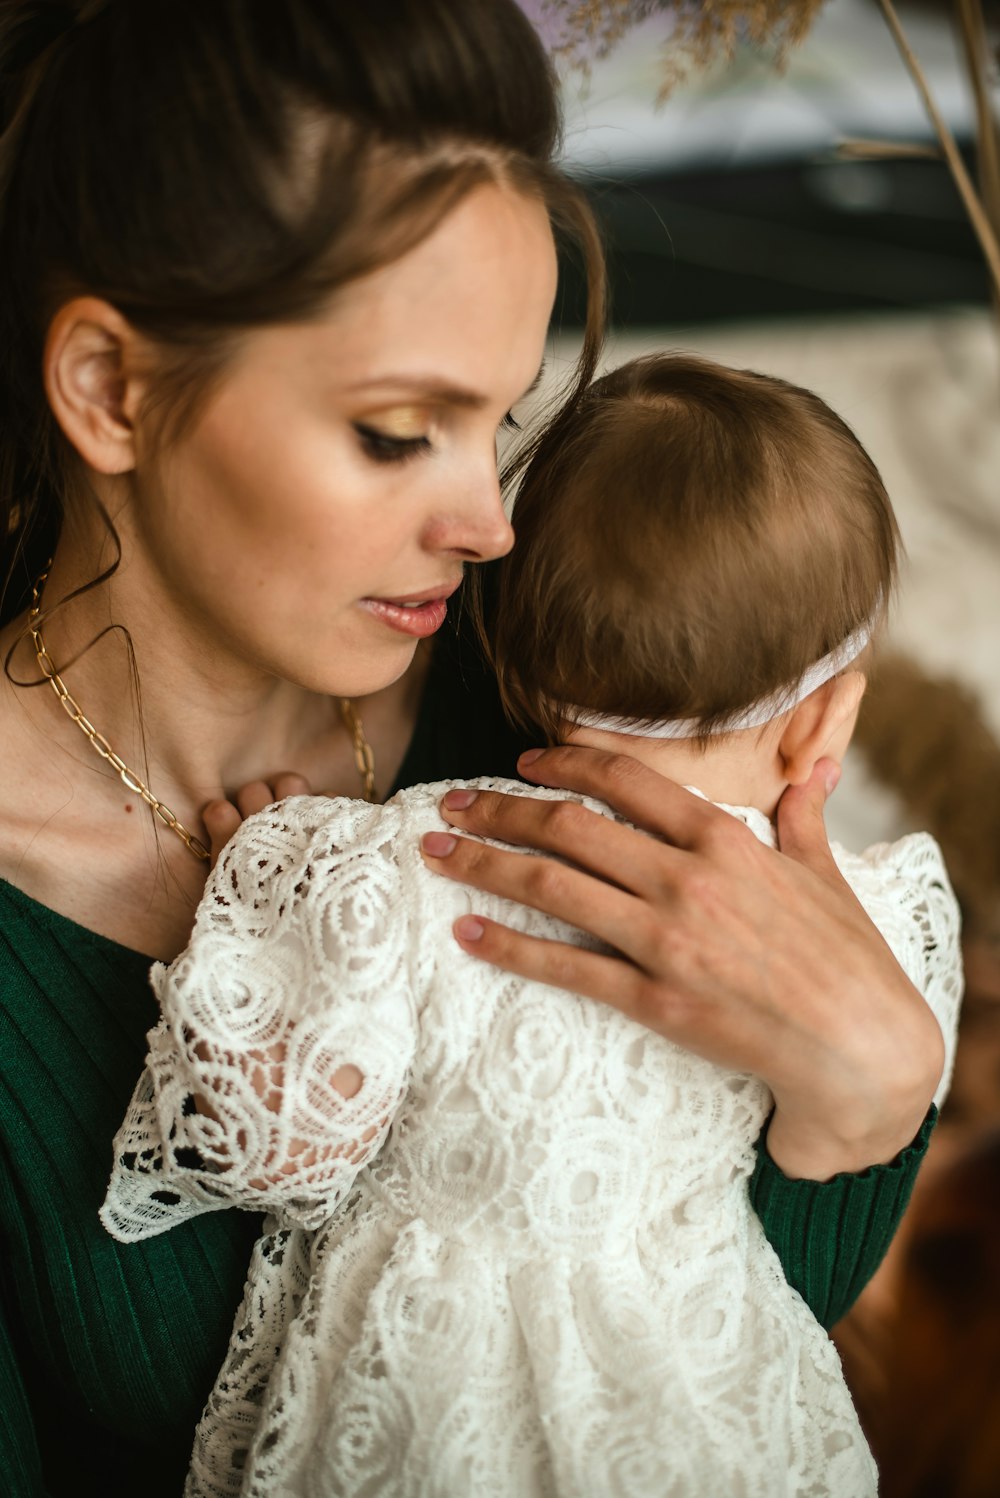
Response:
[345,359,547,409]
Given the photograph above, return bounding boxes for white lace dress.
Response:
[102,779,962,1498]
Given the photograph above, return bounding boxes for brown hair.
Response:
[0,0,605,623]
[492,352,900,742]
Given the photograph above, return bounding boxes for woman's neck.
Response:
[12,545,425,810]
[0,545,427,958]
[20,554,317,797]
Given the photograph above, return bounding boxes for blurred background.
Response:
[522,1,1000,1493]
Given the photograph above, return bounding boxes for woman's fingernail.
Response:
[442,789,478,811]
[824,763,842,795]
[518,748,544,767]
[421,832,458,857]
[455,916,484,942]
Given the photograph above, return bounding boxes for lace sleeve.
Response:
[841,832,963,1110]
[102,796,418,1241]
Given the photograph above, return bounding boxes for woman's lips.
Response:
[360,583,460,639]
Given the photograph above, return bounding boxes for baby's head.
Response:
[494,352,900,812]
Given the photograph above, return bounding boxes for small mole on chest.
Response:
[124,804,134,813]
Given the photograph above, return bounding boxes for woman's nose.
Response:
[428,465,515,563]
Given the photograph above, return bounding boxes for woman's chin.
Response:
[320,645,422,702]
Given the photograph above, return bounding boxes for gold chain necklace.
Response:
[338,696,377,803]
[29,570,378,865]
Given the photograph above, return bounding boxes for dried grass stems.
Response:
[872,0,1000,315]
[545,2,1000,314]
[540,0,826,92]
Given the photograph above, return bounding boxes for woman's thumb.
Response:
[775,758,841,872]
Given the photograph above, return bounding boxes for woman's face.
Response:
[128,183,558,697]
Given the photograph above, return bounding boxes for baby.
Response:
[102,354,962,1498]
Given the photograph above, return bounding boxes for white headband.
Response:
[564,612,876,741]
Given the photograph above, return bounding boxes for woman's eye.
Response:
[354,423,432,465]
[499,411,521,433]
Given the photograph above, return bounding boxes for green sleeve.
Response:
[749,1105,938,1328]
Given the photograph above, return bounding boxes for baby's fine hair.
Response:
[493,352,900,743]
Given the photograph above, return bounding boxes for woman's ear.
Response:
[43,297,147,476]
[778,670,867,786]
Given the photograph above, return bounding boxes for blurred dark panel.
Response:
[555,149,991,328]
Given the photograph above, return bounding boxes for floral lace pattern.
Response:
[103,780,962,1497]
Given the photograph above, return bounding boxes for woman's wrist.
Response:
[763,1102,929,1181]
[763,993,944,1181]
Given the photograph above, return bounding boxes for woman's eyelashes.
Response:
[353,422,432,465]
[354,410,519,465]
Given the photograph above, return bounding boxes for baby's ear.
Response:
[778,670,866,786]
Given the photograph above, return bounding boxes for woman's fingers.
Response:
[426,752,945,1179]
[438,783,674,895]
[449,912,765,1071]
[235,774,311,820]
[203,774,312,870]
[774,759,843,885]
[432,833,792,1073]
[451,914,649,1019]
[203,800,243,870]
[421,831,653,961]
[235,781,280,820]
[272,773,312,801]
[513,745,718,848]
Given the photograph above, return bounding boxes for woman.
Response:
[0,2,942,1494]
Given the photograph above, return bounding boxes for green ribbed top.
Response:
[0,606,935,1494]
[0,882,261,1497]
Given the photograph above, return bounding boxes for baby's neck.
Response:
[562,725,786,819]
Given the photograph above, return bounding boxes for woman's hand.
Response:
[420,747,944,1182]
[202,773,311,868]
